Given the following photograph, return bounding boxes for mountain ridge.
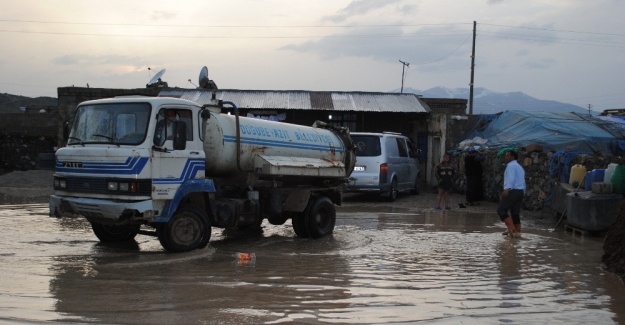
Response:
[397,86,589,115]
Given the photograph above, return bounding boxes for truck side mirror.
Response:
[173,121,187,150]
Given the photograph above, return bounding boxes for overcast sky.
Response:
[1,0,623,111]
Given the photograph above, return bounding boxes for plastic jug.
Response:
[611,165,625,195]
[569,164,586,188]
[605,163,618,183]
[584,172,592,191]
[585,169,605,191]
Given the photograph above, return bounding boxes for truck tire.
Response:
[158,206,210,253]
[291,212,309,238]
[305,196,336,239]
[91,223,140,242]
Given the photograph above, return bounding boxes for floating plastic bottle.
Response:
[234,252,256,265]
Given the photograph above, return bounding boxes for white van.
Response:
[346,132,420,201]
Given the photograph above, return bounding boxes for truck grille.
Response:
[61,176,152,196]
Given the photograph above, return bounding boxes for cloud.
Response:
[150,10,177,21]
[521,58,556,69]
[322,0,403,23]
[52,54,140,66]
[281,24,471,71]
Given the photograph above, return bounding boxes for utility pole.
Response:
[399,60,409,93]
[469,21,476,115]
[588,104,593,116]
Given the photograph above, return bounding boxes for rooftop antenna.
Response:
[399,59,409,93]
[188,79,197,88]
[148,67,152,79]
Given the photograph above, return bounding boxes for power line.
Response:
[479,23,625,38]
[0,19,471,29]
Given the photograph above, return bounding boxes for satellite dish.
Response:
[146,68,167,88]
[198,66,218,90]
[198,66,209,88]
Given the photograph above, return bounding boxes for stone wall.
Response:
[450,148,625,212]
[0,133,56,172]
[0,112,58,172]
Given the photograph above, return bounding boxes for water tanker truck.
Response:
[49,96,355,252]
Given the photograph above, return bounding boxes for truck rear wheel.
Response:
[91,223,140,242]
[291,212,309,238]
[158,206,210,253]
[305,196,336,238]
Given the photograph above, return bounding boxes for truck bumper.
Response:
[49,195,154,222]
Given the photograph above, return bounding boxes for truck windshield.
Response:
[68,102,151,146]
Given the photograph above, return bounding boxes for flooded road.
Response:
[1,203,624,324]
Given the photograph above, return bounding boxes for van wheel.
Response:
[410,173,420,195]
[387,178,398,202]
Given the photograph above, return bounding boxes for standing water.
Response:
[0,203,623,324]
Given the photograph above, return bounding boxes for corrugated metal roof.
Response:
[158,89,430,113]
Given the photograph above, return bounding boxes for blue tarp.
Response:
[461,111,625,156]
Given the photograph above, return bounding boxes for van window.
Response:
[352,135,381,157]
[396,138,408,157]
[407,139,418,159]
[385,137,400,157]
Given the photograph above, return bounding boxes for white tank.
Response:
[203,111,355,183]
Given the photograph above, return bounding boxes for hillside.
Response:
[0,93,58,114]
[399,87,589,115]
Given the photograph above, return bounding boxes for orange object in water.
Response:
[235,252,256,264]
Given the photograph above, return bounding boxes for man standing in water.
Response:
[498,150,526,238]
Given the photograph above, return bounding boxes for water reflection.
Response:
[48,224,352,324]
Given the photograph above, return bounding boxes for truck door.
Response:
[151,107,205,200]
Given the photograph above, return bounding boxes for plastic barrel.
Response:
[611,165,625,195]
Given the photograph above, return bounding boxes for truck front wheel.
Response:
[305,196,336,238]
[91,223,140,242]
[158,206,210,253]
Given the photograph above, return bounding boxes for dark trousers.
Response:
[497,189,524,224]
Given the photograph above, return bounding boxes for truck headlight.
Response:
[53,178,67,189]
[107,182,118,191]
